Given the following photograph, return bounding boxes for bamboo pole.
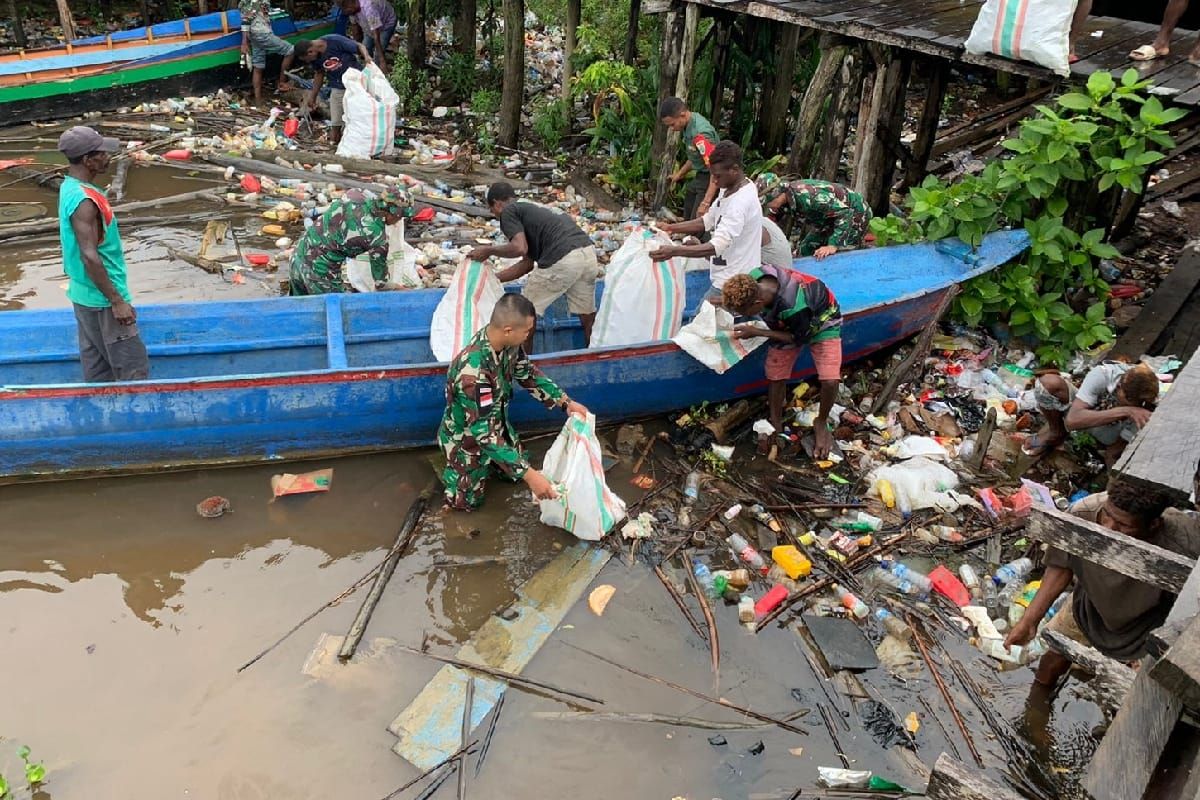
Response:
[56,0,76,42]
[397,646,607,705]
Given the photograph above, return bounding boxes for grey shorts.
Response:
[73,303,150,383]
[330,88,346,127]
[523,246,599,315]
[249,23,294,69]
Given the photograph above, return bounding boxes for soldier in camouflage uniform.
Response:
[437,294,589,510]
[756,174,872,259]
[288,188,410,295]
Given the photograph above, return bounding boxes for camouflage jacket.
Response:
[239,0,273,30]
[437,327,568,477]
[777,180,871,247]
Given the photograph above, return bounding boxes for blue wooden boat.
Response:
[0,231,1030,482]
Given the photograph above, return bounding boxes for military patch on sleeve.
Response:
[477,383,494,410]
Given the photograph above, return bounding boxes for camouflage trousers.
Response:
[439,443,524,510]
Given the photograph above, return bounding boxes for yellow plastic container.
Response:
[876,479,896,509]
[260,224,287,237]
[771,545,812,580]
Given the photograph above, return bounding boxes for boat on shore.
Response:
[0,9,333,126]
[0,231,1030,483]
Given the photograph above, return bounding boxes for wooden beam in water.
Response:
[1113,342,1200,507]
[388,543,611,770]
[1026,506,1195,594]
[1042,630,1134,716]
[925,752,1026,800]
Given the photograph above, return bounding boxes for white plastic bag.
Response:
[867,457,970,513]
[346,254,377,293]
[346,218,421,291]
[590,227,686,348]
[539,413,627,541]
[336,64,400,159]
[964,0,1074,77]
[430,259,505,361]
[672,301,768,374]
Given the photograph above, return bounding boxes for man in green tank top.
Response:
[57,126,149,382]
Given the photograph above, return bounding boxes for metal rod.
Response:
[379,740,477,800]
[906,612,983,767]
[681,554,720,694]
[458,677,474,800]
[473,692,505,778]
[654,564,707,641]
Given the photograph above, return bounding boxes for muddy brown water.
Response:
[0,126,1100,799]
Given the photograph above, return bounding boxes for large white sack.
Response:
[539,413,627,541]
[346,218,422,291]
[672,300,768,374]
[964,0,1075,77]
[590,227,686,348]
[430,259,504,361]
[336,63,399,159]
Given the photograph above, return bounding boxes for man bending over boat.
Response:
[288,188,410,294]
[650,141,762,301]
[239,0,296,105]
[756,174,872,259]
[467,182,600,348]
[720,268,842,459]
[438,294,589,511]
[295,34,372,146]
[57,126,150,383]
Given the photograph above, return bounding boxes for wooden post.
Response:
[815,45,862,181]
[453,0,478,59]
[7,0,25,48]
[497,0,524,148]
[1149,615,1200,714]
[649,2,684,210]
[707,16,732,126]
[926,752,1026,800]
[139,0,152,26]
[760,23,802,156]
[853,45,910,216]
[651,1,698,208]
[562,0,581,125]
[623,0,641,65]
[902,59,950,191]
[408,0,429,69]
[199,0,209,13]
[56,0,76,42]
[787,33,847,175]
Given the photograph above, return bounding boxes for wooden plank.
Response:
[1163,283,1200,360]
[1071,16,1149,62]
[1151,555,1200,657]
[388,543,611,769]
[1110,248,1200,358]
[1081,556,1200,800]
[1113,342,1200,506]
[1150,614,1200,714]
[1172,82,1200,109]
[1072,21,1160,76]
[1043,629,1135,716]
[1026,506,1195,594]
[925,752,1026,800]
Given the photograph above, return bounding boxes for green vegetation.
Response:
[470,87,502,116]
[870,70,1183,366]
[0,744,47,798]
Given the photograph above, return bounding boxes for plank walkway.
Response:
[673,0,1200,107]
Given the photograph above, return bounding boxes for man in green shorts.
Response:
[659,96,720,219]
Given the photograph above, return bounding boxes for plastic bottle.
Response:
[876,479,896,509]
[738,595,756,623]
[981,575,1000,617]
[883,561,933,595]
[692,559,715,597]
[727,533,769,574]
[1044,592,1068,621]
[995,557,1033,587]
[874,565,916,595]
[875,608,912,640]
[931,525,963,543]
[755,584,789,618]
[677,506,691,529]
[958,564,981,591]
[831,511,883,532]
[976,637,1023,664]
[833,584,869,619]
[715,569,751,591]
[772,545,812,579]
[683,471,700,504]
[749,504,783,533]
[798,530,817,547]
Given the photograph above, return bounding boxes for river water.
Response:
[0,124,1101,799]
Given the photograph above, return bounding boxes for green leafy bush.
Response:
[571,60,656,199]
[470,87,501,116]
[440,52,480,101]
[532,97,570,150]
[389,58,431,115]
[870,70,1183,366]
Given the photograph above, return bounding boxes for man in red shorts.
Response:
[720,267,842,458]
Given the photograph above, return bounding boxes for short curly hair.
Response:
[721,273,760,314]
[1106,476,1171,523]
[1119,364,1159,407]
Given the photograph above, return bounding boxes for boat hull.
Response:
[0,12,332,126]
[0,232,1031,482]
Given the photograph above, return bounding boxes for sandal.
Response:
[1021,432,1063,457]
[1129,44,1168,61]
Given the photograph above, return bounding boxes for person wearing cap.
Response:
[58,126,149,383]
[757,174,872,259]
[288,188,411,295]
[238,0,296,105]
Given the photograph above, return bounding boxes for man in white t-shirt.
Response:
[650,140,762,297]
[760,216,793,268]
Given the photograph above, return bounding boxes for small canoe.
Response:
[0,10,333,126]
[0,231,1030,483]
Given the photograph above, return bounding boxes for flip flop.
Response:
[1021,433,1062,457]
[1129,44,1168,61]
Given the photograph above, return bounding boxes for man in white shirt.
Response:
[650,140,762,298]
[760,215,793,268]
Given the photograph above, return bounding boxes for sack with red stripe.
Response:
[672,300,769,375]
[964,0,1072,77]
[336,63,399,159]
[589,227,685,348]
[538,412,627,541]
[430,258,505,361]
